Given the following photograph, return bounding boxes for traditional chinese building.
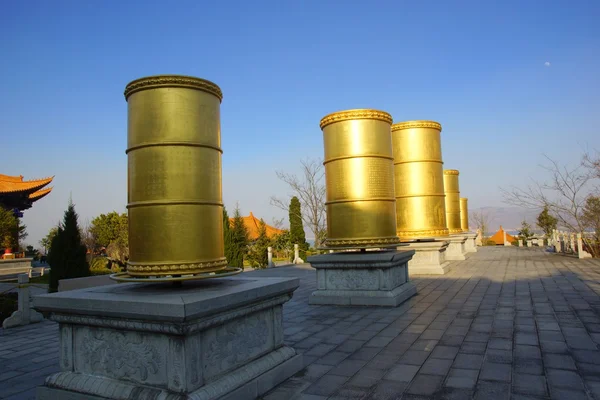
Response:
[230,211,284,241]
[0,174,54,215]
[489,225,516,245]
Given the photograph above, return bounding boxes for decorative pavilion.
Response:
[230,212,284,241]
[0,174,54,214]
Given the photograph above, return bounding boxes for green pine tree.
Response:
[248,219,270,268]
[230,205,249,268]
[518,219,534,241]
[537,206,558,238]
[47,200,89,292]
[223,207,235,265]
[289,196,309,260]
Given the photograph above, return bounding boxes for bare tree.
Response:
[271,217,285,230]
[470,209,494,241]
[500,155,598,256]
[583,150,600,181]
[80,219,97,264]
[270,158,327,248]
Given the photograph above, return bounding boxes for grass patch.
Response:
[29,274,50,284]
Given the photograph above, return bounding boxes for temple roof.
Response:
[230,212,284,240]
[489,225,516,244]
[0,174,54,194]
[0,174,54,211]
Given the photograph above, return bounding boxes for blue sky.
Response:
[1,0,599,245]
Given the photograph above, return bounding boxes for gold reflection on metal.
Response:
[320,109,400,248]
[123,75,228,277]
[391,121,449,240]
[460,197,469,232]
[443,170,463,234]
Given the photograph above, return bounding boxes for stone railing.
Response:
[550,229,593,259]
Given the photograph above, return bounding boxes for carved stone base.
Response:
[444,235,468,261]
[33,277,302,400]
[399,240,451,275]
[463,232,477,253]
[307,250,417,307]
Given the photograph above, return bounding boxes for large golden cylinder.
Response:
[391,121,449,240]
[460,197,469,232]
[124,75,226,276]
[320,109,400,248]
[443,170,463,234]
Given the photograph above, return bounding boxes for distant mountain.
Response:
[471,206,541,234]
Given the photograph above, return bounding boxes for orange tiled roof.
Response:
[230,212,284,241]
[0,174,54,194]
[489,225,516,244]
[29,187,53,201]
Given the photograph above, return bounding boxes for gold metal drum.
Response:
[460,197,469,232]
[124,75,227,277]
[391,121,449,240]
[320,109,400,248]
[443,170,463,234]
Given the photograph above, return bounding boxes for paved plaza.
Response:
[2,247,600,399]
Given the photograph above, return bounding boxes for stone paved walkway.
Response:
[2,247,600,399]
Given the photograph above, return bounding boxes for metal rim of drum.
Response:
[124,75,223,102]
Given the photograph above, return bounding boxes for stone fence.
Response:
[550,229,593,259]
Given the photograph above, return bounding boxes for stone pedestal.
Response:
[33,277,302,400]
[307,250,417,307]
[0,257,33,277]
[463,232,477,253]
[445,235,467,261]
[401,240,451,275]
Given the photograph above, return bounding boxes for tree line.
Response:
[497,150,600,255]
[41,195,313,292]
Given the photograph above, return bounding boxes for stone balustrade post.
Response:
[2,273,43,329]
[267,246,275,268]
[577,233,592,259]
[293,243,304,264]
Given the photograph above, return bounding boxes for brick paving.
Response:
[2,246,600,399]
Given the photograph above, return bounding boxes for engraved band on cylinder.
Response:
[320,109,400,248]
[391,120,449,240]
[124,75,227,276]
[443,169,462,234]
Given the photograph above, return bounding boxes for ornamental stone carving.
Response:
[79,328,161,382]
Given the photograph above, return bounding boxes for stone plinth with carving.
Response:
[463,232,477,253]
[32,277,302,400]
[445,235,468,261]
[307,250,417,306]
[399,240,451,275]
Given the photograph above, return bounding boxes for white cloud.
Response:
[544,61,551,67]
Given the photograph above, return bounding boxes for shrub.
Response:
[485,239,497,246]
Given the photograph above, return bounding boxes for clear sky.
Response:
[1,0,599,246]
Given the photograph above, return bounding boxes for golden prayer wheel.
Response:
[460,197,469,232]
[320,109,400,248]
[124,75,227,277]
[391,121,449,240]
[443,169,463,234]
